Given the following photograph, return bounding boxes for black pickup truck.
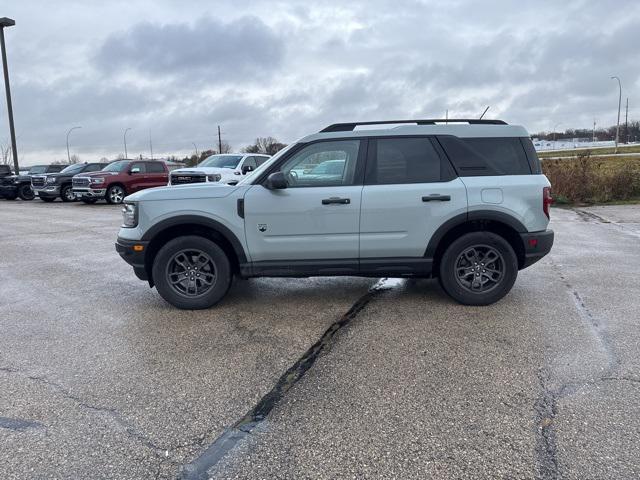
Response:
[0,164,67,200]
[31,162,108,202]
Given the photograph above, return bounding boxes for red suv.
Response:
[72,160,169,204]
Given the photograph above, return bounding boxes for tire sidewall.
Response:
[18,184,35,200]
[106,185,125,204]
[439,231,518,306]
[61,185,75,202]
[152,235,232,310]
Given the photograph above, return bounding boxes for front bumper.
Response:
[34,185,61,198]
[116,237,149,281]
[520,229,554,269]
[73,188,106,199]
[0,185,18,197]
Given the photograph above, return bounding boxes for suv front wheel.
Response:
[152,235,232,309]
[439,231,518,306]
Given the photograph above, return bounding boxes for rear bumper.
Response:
[520,229,554,269]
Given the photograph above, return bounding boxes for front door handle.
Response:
[422,194,451,202]
[322,197,350,205]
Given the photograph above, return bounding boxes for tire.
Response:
[152,235,232,309]
[61,185,76,202]
[106,185,126,204]
[18,184,35,201]
[81,198,98,204]
[438,231,518,306]
[40,197,55,202]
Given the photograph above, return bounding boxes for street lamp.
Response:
[192,142,199,157]
[66,126,81,163]
[0,17,19,175]
[124,127,131,159]
[611,76,622,153]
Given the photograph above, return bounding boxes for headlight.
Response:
[46,176,57,184]
[121,202,138,228]
[207,174,221,182]
[90,177,105,184]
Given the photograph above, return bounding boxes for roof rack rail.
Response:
[320,118,507,132]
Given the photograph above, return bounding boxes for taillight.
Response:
[543,187,553,219]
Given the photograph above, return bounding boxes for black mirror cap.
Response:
[264,171,287,189]
[241,165,254,175]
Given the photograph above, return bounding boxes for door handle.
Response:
[422,194,451,202]
[322,197,350,205]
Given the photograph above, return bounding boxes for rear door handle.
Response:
[322,197,350,205]
[422,194,451,202]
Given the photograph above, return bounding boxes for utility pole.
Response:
[611,76,622,153]
[217,125,222,154]
[0,17,19,175]
[445,109,448,122]
[149,130,153,159]
[592,119,596,143]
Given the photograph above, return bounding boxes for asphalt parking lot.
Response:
[1,201,639,479]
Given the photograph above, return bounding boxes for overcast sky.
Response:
[1,0,639,164]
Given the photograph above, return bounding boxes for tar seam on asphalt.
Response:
[179,278,395,480]
[0,416,45,432]
[574,208,640,240]
[534,257,620,480]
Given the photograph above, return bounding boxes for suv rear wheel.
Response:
[18,184,35,201]
[106,185,126,204]
[152,235,232,309]
[438,231,517,306]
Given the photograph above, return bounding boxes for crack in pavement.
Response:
[574,208,640,240]
[534,258,620,479]
[179,278,396,480]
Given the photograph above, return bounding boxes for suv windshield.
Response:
[198,155,243,169]
[28,166,47,174]
[60,164,86,174]
[102,161,129,172]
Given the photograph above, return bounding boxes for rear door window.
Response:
[130,162,146,174]
[365,137,450,185]
[145,162,165,173]
[438,136,531,176]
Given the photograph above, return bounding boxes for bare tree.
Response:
[69,154,80,164]
[219,141,232,154]
[243,137,287,155]
[1,143,11,166]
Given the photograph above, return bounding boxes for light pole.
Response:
[66,126,81,163]
[192,142,199,157]
[124,127,131,159]
[611,76,622,153]
[0,17,19,175]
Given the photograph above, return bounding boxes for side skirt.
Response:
[240,258,433,278]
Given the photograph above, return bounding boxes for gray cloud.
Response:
[95,16,285,80]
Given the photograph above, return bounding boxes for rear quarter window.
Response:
[437,136,532,176]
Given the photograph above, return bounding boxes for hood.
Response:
[76,171,116,178]
[125,183,241,202]
[171,167,236,175]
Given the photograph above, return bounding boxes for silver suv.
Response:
[116,119,554,309]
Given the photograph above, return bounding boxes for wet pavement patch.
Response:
[0,416,44,432]
[180,278,394,480]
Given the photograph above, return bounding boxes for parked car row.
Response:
[0,153,271,204]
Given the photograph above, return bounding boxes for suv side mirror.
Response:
[130,167,140,174]
[264,171,287,190]
[241,165,254,175]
